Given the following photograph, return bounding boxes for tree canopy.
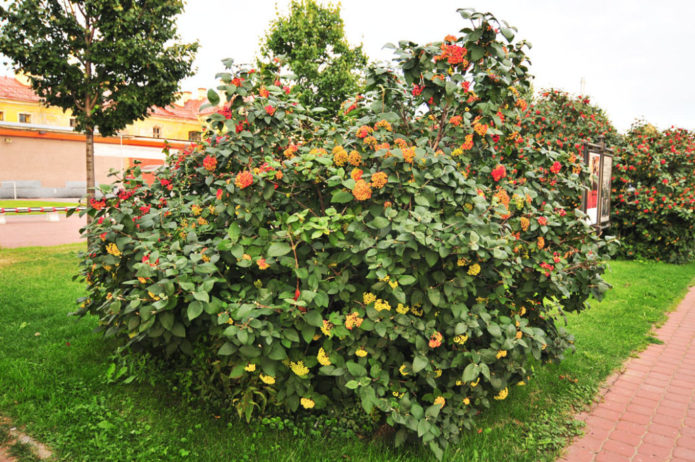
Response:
[257,0,368,117]
[0,0,198,198]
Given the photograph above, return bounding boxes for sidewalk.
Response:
[0,214,86,248]
[560,286,695,462]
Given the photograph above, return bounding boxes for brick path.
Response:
[560,286,695,462]
[0,447,15,462]
[0,213,86,248]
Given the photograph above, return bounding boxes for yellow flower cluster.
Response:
[374,299,391,312]
[321,320,333,336]
[496,350,507,359]
[374,119,393,131]
[457,257,467,267]
[468,263,481,276]
[260,374,276,385]
[283,144,298,159]
[352,179,372,201]
[333,146,348,166]
[537,236,545,249]
[300,397,315,409]
[494,387,509,400]
[396,303,410,314]
[363,292,376,305]
[473,122,488,136]
[453,334,468,344]
[345,312,364,330]
[317,347,331,366]
[348,150,362,166]
[370,172,388,189]
[309,147,327,156]
[402,147,415,164]
[388,280,398,289]
[433,396,446,407]
[245,363,256,372]
[355,347,368,357]
[106,243,121,257]
[451,147,463,157]
[399,364,409,376]
[363,135,377,147]
[520,217,530,231]
[410,304,423,316]
[290,361,309,376]
[191,204,202,216]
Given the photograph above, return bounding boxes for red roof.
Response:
[0,75,215,121]
[0,76,41,103]
[149,98,216,121]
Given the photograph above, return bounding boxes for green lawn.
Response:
[1,245,693,461]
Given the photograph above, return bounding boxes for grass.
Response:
[0,200,81,216]
[0,245,694,461]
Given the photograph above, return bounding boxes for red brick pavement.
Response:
[0,214,86,248]
[0,447,16,462]
[560,286,695,462]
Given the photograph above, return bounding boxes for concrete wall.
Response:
[0,136,138,198]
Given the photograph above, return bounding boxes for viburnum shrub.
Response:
[521,89,620,209]
[612,123,695,263]
[77,9,611,458]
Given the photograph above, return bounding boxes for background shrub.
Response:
[612,123,695,262]
[77,9,612,458]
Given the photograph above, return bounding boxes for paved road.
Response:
[0,214,86,248]
[560,286,695,462]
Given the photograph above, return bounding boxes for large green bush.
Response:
[77,9,611,458]
[612,123,695,262]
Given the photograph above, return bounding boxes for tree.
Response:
[0,0,198,206]
[257,0,367,118]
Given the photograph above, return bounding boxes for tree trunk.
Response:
[85,128,95,246]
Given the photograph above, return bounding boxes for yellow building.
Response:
[0,74,212,197]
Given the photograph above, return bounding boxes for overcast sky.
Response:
[2,1,693,133]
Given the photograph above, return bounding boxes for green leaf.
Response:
[470,45,484,62]
[488,323,502,337]
[171,323,186,338]
[411,403,424,419]
[413,355,428,373]
[187,301,204,320]
[159,311,174,330]
[304,310,323,328]
[207,89,220,105]
[268,242,292,257]
[501,27,515,41]
[345,380,360,389]
[229,363,245,378]
[427,288,441,307]
[331,190,353,203]
[227,223,241,243]
[192,291,209,303]
[346,361,367,377]
[268,342,287,360]
[399,275,417,286]
[462,363,479,382]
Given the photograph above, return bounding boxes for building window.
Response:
[69,118,77,128]
[188,131,201,141]
[153,126,161,138]
[19,113,31,124]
